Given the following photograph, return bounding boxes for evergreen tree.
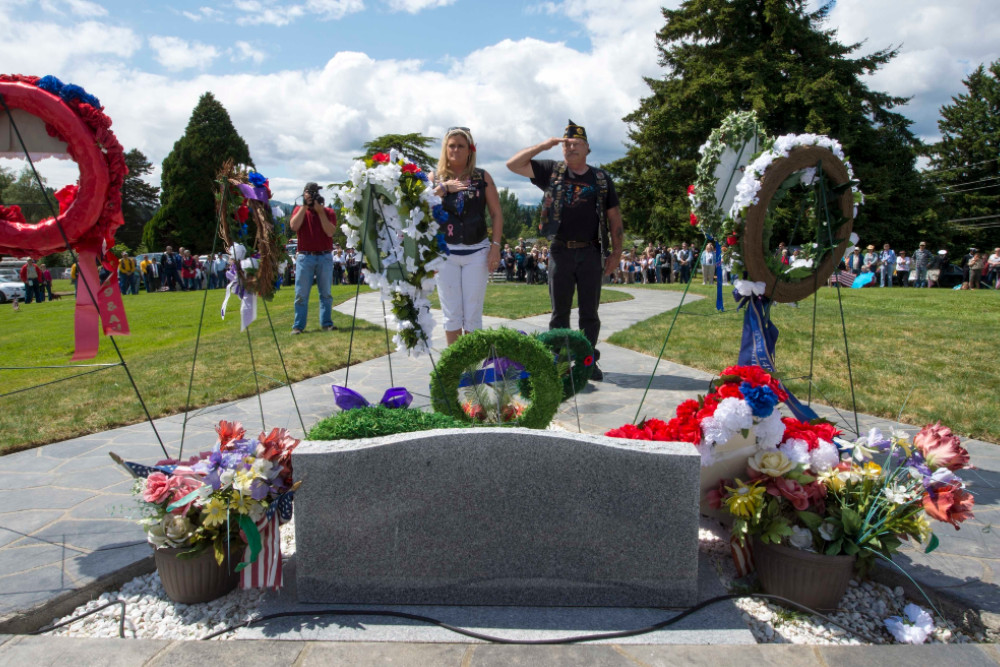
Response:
[606,0,933,247]
[356,133,437,171]
[143,93,252,251]
[925,61,1000,251]
[118,149,160,251]
[0,168,56,222]
[486,188,533,242]
[0,165,14,204]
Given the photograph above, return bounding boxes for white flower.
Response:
[734,279,766,297]
[754,412,785,450]
[700,416,734,448]
[818,520,838,542]
[809,440,841,472]
[781,438,811,465]
[699,444,715,467]
[788,526,814,550]
[883,484,911,504]
[789,257,813,270]
[884,604,934,644]
[799,167,817,186]
[713,397,753,433]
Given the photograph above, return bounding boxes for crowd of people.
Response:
[843,242,999,289]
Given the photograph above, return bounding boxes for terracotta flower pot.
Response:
[154,544,240,604]
[752,537,856,611]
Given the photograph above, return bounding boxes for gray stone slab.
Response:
[0,563,75,613]
[0,636,170,666]
[0,509,65,547]
[30,519,143,552]
[67,494,138,521]
[470,644,635,666]
[0,487,93,512]
[302,642,471,666]
[294,428,700,607]
[50,465,132,492]
[147,638,305,666]
[619,644,821,667]
[0,543,72,574]
[816,644,1000,667]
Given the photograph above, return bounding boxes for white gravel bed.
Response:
[46,516,984,643]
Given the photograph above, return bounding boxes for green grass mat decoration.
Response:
[308,405,467,440]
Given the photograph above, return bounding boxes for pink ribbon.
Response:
[72,249,130,360]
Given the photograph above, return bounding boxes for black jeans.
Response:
[547,244,603,359]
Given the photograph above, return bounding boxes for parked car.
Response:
[0,279,26,303]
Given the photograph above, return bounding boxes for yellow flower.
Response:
[818,469,846,493]
[747,451,795,477]
[229,492,253,515]
[201,497,229,527]
[723,480,766,519]
[862,461,883,479]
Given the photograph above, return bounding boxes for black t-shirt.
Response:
[530,159,619,243]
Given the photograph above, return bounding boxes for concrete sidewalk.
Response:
[0,286,997,643]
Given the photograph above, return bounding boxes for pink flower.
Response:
[142,472,179,504]
[914,422,970,471]
[167,476,204,516]
[705,478,733,510]
[766,477,810,511]
[922,487,974,529]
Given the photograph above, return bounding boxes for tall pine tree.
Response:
[607,0,934,246]
[143,93,252,251]
[926,60,1000,251]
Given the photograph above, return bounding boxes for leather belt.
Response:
[555,239,597,249]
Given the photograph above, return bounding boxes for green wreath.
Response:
[430,328,561,430]
[522,329,593,400]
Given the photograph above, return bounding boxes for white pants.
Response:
[436,248,488,332]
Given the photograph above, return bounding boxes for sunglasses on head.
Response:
[447,126,471,133]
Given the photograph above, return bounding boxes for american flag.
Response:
[240,515,282,589]
[266,490,295,523]
[110,454,177,479]
[731,534,755,578]
[827,271,855,288]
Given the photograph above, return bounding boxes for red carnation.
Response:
[727,235,738,246]
[812,421,842,443]
[236,202,249,224]
[583,355,594,366]
[690,212,698,226]
[687,184,695,195]
[54,184,79,214]
[782,417,819,449]
[716,383,744,400]
[676,399,700,421]
[402,163,420,174]
[606,423,652,440]
[372,152,390,163]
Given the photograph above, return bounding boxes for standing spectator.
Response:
[332,247,344,285]
[139,255,156,293]
[19,258,43,304]
[515,246,526,282]
[676,242,693,283]
[846,246,863,274]
[160,246,180,291]
[987,247,1000,288]
[213,253,228,289]
[961,247,975,284]
[39,262,53,301]
[655,247,668,283]
[205,254,218,289]
[878,243,896,287]
[70,260,78,296]
[180,250,198,291]
[289,182,337,334]
[968,250,985,289]
[700,242,716,285]
[928,250,948,288]
[119,251,137,295]
[524,249,537,284]
[895,250,912,287]
[913,242,932,288]
[645,250,657,284]
[862,245,879,274]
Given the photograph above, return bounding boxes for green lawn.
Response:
[427,282,633,319]
[608,282,1000,443]
[0,285,388,453]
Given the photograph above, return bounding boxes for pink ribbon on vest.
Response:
[72,248,130,360]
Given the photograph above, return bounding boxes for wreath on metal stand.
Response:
[522,328,594,400]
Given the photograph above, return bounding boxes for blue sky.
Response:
[1,0,997,205]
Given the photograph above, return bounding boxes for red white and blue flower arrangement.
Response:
[114,420,299,590]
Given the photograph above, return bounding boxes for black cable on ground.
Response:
[195,593,884,644]
[30,599,127,638]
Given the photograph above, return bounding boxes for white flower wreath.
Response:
[336,150,448,357]
[727,132,865,278]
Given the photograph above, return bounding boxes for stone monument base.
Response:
[293,428,700,607]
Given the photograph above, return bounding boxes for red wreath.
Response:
[0,75,127,259]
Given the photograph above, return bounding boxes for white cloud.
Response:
[822,0,1000,142]
[231,41,266,65]
[38,0,107,17]
[233,0,363,25]
[180,6,224,22]
[382,0,457,13]
[0,19,141,73]
[148,36,221,71]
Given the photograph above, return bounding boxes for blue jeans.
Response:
[293,252,333,331]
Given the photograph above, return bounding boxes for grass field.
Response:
[0,284,388,453]
[608,282,1000,443]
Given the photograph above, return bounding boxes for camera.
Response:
[304,182,324,206]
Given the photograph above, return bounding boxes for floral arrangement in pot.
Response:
[114,420,299,597]
[709,421,974,571]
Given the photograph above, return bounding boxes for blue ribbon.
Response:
[733,289,818,422]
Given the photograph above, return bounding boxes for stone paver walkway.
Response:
[0,286,997,638]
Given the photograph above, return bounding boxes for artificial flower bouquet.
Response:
[127,420,299,582]
[710,420,974,575]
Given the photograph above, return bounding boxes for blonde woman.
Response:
[431,127,503,345]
